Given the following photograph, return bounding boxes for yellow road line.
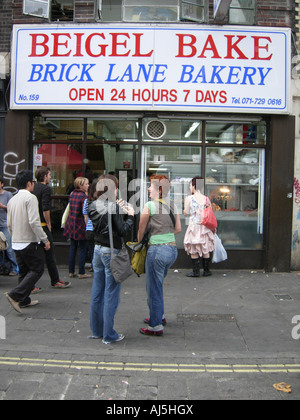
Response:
[0,356,299,374]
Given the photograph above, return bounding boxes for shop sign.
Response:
[10,24,291,114]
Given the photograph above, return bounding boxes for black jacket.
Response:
[88,199,134,249]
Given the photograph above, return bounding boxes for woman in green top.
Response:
[137,175,181,336]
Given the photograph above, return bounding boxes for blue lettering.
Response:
[258,67,272,85]
[178,65,194,83]
[42,64,58,82]
[241,67,256,85]
[66,64,79,82]
[28,64,43,82]
[135,64,153,82]
[209,66,226,84]
[192,65,207,84]
[78,64,95,82]
[105,64,119,82]
[119,65,134,82]
[152,64,167,82]
[226,66,241,84]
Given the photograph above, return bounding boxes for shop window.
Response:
[205,121,266,145]
[205,147,264,249]
[142,118,202,143]
[23,0,74,21]
[229,0,256,25]
[141,144,203,248]
[98,0,208,22]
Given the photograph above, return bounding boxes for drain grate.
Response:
[274,294,293,301]
[177,314,236,323]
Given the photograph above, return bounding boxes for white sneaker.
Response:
[102,334,125,345]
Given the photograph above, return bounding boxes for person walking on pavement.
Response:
[33,167,70,289]
[6,170,50,313]
[64,176,91,279]
[138,175,181,337]
[0,176,18,276]
[184,176,215,277]
[88,174,134,344]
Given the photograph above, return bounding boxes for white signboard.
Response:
[10,24,291,114]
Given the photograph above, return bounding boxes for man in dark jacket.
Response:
[33,167,70,289]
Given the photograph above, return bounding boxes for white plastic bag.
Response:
[212,234,227,263]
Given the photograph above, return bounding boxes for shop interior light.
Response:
[184,122,200,138]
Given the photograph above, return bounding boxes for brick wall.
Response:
[0,0,12,52]
[0,0,296,52]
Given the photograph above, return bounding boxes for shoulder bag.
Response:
[0,231,8,251]
[201,197,217,231]
[108,204,133,283]
[127,199,176,276]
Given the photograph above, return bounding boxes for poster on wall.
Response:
[10,24,291,114]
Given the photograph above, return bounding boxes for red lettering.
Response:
[198,34,221,59]
[110,33,130,57]
[252,36,273,60]
[85,33,108,57]
[74,33,84,57]
[51,33,71,57]
[132,33,153,57]
[29,34,49,57]
[225,35,248,59]
[176,34,197,57]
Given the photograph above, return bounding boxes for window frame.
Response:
[23,0,50,19]
[97,0,209,23]
[228,0,256,26]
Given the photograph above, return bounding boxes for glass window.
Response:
[142,118,202,143]
[229,0,255,25]
[205,121,266,145]
[87,118,138,142]
[34,117,83,142]
[123,0,179,22]
[141,144,202,248]
[99,0,122,21]
[181,0,208,23]
[23,0,50,18]
[205,147,264,249]
[51,0,74,21]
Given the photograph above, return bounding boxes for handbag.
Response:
[108,204,133,283]
[126,232,149,276]
[0,231,8,251]
[201,198,217,231]
[61,203,70,228]
[212,234,227,263]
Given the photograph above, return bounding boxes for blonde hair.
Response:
[74,177,88,189]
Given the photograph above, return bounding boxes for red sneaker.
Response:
[139,327,163,336]
[144,317,166,326]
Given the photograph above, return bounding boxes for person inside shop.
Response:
[137,174,181,337]
[183,176,215,277]
[88,174,135,344]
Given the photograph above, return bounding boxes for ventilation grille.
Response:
[145,120,166,140]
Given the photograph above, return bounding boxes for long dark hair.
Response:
[96,174,119,201]
[88,178,99,202]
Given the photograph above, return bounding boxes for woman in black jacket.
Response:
[88,174,134,344]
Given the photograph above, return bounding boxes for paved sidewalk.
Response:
[0,267,300,400]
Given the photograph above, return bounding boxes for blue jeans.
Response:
[145,245,178,330]
[68,238,87,275]
[1,227,18,273]
[90,245,121,342]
